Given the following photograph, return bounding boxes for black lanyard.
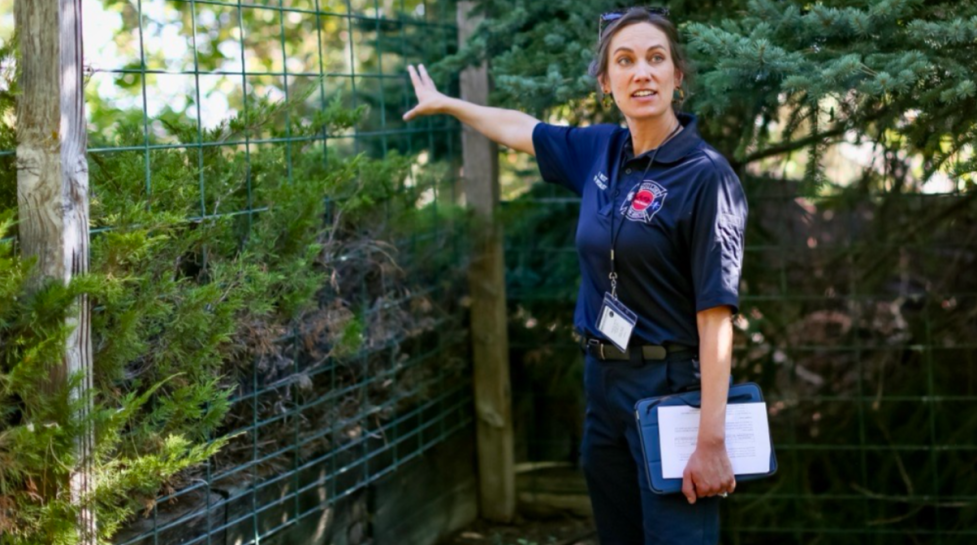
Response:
[608,122,682,300]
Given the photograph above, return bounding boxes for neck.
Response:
[628,113,682,156]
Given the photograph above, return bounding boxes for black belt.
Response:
[582,338,693,361]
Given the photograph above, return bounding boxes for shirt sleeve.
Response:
[690,161,748,315]
[532,123,613,196]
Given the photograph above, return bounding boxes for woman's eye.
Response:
[652,55,665,62]
[617,57,632,66]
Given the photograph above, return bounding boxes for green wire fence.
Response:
[504,158,977,543]
[5,1,976,543]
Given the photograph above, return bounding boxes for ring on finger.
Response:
[720,492,729,498]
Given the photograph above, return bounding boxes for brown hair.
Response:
[588,8,693,111]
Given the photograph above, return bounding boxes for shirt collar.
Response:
[621,112,701,165]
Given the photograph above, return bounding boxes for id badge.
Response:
[596,292,637,352]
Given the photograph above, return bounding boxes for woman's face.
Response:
[601,22,681,123]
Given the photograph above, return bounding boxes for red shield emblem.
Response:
[632,190,655,212]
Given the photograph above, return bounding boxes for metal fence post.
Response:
[456,0,516,523]
[14,0,95,541]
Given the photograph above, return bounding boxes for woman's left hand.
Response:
[681,440,736,504]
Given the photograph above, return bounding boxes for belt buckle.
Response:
[585,338,605,360]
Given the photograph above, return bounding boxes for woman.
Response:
[405,7,746,544]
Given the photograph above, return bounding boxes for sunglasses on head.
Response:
[598,6,670,42]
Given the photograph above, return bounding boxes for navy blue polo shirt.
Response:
[531,112,748,348]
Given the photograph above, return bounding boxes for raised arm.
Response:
[403,64,540,156]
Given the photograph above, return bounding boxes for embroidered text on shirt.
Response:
[593,171,609,190]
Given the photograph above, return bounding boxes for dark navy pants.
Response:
[580,352,720,545]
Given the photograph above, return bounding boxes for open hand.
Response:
[682,441,736,504]
[403,64,446,121]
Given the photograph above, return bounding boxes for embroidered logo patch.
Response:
[620,180,667,223]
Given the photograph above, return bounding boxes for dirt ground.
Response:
[438,516,598,545]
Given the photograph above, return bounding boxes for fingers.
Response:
[687,473,727,499]
[405,65,423,122]
[407,64,435,89]
[407,64,421,89]
[405,64,440,122]
[418,63,434,87]
[710,474,736,498]
[682,469,696,505]
[719,459,735,496]
[685,452,736,500]
[698,482,719,498]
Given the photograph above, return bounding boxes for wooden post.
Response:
[15,0,95,541]
[456,1,515,522]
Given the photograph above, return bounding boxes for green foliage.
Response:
[0,34,465,542]
[441,0,976,192]
[678,0,976,191]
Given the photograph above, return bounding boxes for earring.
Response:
[672,86,686,103]
[602,92,614,109]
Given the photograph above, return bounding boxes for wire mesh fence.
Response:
[1,1,473,544]
[5,1,976,543]
[503,155,977,542]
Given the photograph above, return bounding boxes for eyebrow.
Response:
[613,45,667,54]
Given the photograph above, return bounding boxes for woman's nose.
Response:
[633,60,653,80]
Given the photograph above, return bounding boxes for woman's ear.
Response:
[598,74,608,94]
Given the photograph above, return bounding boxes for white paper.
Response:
[658,402,771,479]
[597,305,633,351]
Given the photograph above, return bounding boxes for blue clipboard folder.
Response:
[634,382,778,495]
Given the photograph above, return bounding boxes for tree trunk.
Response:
[15,0,95,541]
[457,1,516,523]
